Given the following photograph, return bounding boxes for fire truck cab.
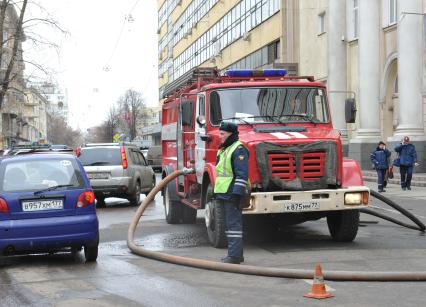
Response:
[161,68,369,247]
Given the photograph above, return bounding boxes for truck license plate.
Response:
[88,172,109,179]
[22,199,64,212]
[284,202,320,212]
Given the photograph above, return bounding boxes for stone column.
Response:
[389,0,426,172]
[327,0,348,154]
[348,0,381,168]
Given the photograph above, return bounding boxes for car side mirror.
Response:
[345,98,357,123]
[197,115,206,127]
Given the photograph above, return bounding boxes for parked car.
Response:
[0,153,99,261]
[77,143,156,207]
[146,145,162,172]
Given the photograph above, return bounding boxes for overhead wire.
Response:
[103,0,141,71]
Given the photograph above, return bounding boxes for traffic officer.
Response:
[214,121,249,264]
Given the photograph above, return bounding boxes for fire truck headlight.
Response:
[344,193,363,205]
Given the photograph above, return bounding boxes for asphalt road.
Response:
[1,177,426,307]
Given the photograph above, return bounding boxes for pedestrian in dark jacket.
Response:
[395,136,419,190]
[370,141,391,192]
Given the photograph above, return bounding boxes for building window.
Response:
[353,0,359,38]
[389,0,397,25]
[318,12,326,35]
[172,0,280,80]
[383,0,398,27]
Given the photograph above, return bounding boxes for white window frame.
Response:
[353,0,359,38]
[383,0,398,28]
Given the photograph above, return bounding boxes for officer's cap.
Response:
[219,121,238,133]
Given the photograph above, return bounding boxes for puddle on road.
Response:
[134,231,209,251]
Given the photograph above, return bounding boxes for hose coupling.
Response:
[181,167,196,175]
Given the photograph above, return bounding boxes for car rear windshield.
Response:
[79,147,122,166]
[0,158,85,192]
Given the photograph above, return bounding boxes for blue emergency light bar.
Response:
[225,69,287,78]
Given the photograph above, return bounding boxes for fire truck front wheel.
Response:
[327,210,359,242]
[204,185,227,248]
[164,185,182,224]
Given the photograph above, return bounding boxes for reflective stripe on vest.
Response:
[214,141,243,194]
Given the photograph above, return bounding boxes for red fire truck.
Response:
[161,68,369,247]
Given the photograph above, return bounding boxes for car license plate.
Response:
[284,201,320,212]
[22,199,64,212]
[88,172,109,179]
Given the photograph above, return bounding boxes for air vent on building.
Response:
[157,29,161,35]
[211,36,218,43]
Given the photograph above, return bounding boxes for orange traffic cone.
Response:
[304,264,334,299]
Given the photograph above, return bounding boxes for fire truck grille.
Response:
[268,153,296,181]
[300,152,326,180]
[268,152,326,182]
[256,141,337,191]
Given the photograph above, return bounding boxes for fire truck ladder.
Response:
[162,67,219,99]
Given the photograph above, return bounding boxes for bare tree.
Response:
[117,89,145,140]
[0,0,67,109]
[47,114,82,148]
[104,104,120,142]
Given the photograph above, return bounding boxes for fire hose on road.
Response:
[127,169,426,281]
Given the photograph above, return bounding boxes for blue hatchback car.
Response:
[0,153,99,262]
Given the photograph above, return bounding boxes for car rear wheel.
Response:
[129,182,141,206]
[204,184,227,248]
[164,184,182,224]
[84,244,98,262]
[327,210,359,242]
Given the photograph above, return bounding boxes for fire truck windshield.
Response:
[209,87,330,126]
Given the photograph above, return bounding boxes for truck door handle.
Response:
[200,134,212,142]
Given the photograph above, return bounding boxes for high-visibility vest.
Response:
[214,141,243,194]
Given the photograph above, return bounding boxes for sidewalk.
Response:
[363,170,426,187]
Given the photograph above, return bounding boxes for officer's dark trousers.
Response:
[376,169,387,191]
[223,199,243,258]
[400,165,413,189]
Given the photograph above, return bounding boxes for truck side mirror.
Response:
[196,115,206,127]
[345,98,356,123]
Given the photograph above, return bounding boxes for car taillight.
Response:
[0,198,9,213]
[120,145,128,169]
[76,147,81,157]
[76,191,95,208]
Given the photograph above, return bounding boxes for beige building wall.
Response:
[298,0,328,81]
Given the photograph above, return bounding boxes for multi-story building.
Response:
[157,0,426,171]
[29,82,69,123]
[0,4,27,148]
[22,88,49,142]
[139,106,162,146]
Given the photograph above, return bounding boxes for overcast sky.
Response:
[24,0,159,131]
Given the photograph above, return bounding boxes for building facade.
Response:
[0,4,27,148]
[22,88,49,142]
[29,82,69,123]
[139,106,162,146]
[157,0,426,171]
